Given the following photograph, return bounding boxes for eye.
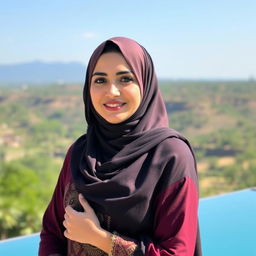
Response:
[120,76,134,83]
[94,77,106,84]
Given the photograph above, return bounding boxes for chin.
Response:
[107,119,124,124]
[106,115,129,124]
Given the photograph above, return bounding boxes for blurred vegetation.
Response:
[0,80,256,239]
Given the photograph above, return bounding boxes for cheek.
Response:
[89,87,99,109]
[128,86,141,107]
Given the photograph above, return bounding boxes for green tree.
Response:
[0,160,57,239]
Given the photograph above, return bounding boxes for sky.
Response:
[1,0,255,79]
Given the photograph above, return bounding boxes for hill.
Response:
[0,61,85,83]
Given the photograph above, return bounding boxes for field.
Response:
[0,80,256,238]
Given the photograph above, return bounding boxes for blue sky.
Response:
[1,0,255,79]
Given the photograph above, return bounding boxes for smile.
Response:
[103,102,126,111]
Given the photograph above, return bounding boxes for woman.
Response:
[39,37,202,256]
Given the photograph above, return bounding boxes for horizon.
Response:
[0,60,255,82]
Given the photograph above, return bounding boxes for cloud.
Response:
[81,32,97,39]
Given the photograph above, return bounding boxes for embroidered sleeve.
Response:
[110,231,138,256]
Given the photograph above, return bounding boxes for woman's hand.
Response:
[63,194,112,254]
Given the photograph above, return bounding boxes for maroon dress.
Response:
[39,137,201,256]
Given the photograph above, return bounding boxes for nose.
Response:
[106,82,120,96]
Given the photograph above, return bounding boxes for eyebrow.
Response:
[92,72,107,77]
[92,70,133,77]
[116,71,133,75]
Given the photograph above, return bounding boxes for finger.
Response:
[65,205,77,216]
[63,219,71,227]
[63,220,68,229]
[64,229,70,239]
[64,213,69,220]
[79,194,92,212]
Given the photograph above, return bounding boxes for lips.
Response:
[103,101,126,111]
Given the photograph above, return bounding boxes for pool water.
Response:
[199,188,256,256]
[0,233,40,256]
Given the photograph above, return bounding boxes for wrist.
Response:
[94,228,112,255]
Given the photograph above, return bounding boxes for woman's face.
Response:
[90,52,141,124]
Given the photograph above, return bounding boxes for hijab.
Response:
[71,37,194,235]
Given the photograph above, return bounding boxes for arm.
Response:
[110,138,200,256]
[109,177,199,256]
[144,176,199,255]
[39,146,73,256]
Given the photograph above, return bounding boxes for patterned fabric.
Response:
[67,241,107,256]
[110,232,138,256]
[64,183,79,208]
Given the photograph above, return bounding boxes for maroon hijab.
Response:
[84,37,169,157]
[71,37,193,234]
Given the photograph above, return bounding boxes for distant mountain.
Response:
[0,61,86,84]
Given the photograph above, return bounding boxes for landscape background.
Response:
[1,79,255,239]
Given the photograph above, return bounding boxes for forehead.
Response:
[93,52,131,71]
